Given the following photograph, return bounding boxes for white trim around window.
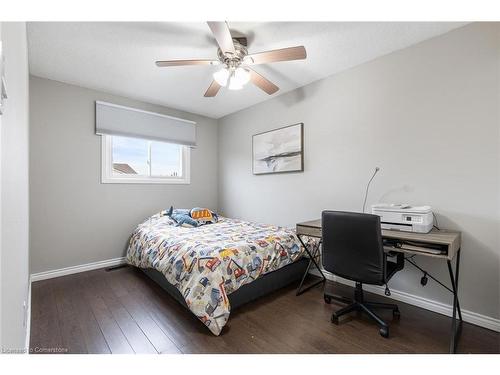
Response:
[101,135,191,184]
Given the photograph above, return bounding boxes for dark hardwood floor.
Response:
[29,266,500,354]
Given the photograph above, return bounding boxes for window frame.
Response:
[101,134,191,184]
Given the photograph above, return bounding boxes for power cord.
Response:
[432,212,440,231]
[362,167,380,213]
[404,255,453,293]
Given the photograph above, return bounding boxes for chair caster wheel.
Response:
[393,309,400,319]
[324,295,332,304]
[331,314,339,325]
[379,327,389,338]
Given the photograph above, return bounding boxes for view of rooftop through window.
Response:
[111,135,182,177]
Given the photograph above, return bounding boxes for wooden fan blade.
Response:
[207,21,236,55]
[245,46,306,65]
[156,59,218,67]
[204,80,222,97]
[248,69,279,95]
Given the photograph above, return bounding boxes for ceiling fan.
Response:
[155,21,307,97]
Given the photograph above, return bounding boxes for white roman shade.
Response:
[96,101,196,146]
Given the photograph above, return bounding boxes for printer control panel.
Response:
[403,214,424,224]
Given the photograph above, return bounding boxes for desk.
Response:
[296,218,462,354]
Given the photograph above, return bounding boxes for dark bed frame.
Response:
[141,257,309,311]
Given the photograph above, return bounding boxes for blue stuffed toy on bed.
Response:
[166,206,199,227]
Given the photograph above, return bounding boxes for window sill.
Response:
[101,177,190,185]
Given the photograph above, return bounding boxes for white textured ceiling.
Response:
[27,22,466,119]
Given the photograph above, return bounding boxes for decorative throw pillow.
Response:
[190,207,218,225]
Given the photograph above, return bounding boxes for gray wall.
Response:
[0,21,3,350]
[218,23,500,320]
[30,76,218,274]
[1,22,30,351]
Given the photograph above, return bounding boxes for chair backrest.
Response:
[321,210,386,285]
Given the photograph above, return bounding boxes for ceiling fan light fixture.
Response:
[213,67,230,86]
[227,67,250,90]
[234,67,250,85]
[228,78,243,91]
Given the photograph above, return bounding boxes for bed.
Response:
[126,211,316,335]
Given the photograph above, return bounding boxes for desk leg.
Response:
[447,249,462,354]
[296,235,326,296]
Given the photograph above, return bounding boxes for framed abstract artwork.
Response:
[252,123,304,175]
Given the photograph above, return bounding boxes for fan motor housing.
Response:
[217,39,248,67]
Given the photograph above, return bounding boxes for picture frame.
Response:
[252,122,304,175]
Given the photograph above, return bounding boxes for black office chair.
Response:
[321,210,404,338]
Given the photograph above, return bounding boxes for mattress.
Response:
[126,212,315,335]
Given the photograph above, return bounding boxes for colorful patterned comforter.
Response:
[126,212,309,335]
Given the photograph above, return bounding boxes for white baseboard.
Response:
[310,269,500,333]
[30,257,127,282]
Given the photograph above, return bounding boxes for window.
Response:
[101,135,190,184]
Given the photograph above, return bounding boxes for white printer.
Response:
[371,204,434,233]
